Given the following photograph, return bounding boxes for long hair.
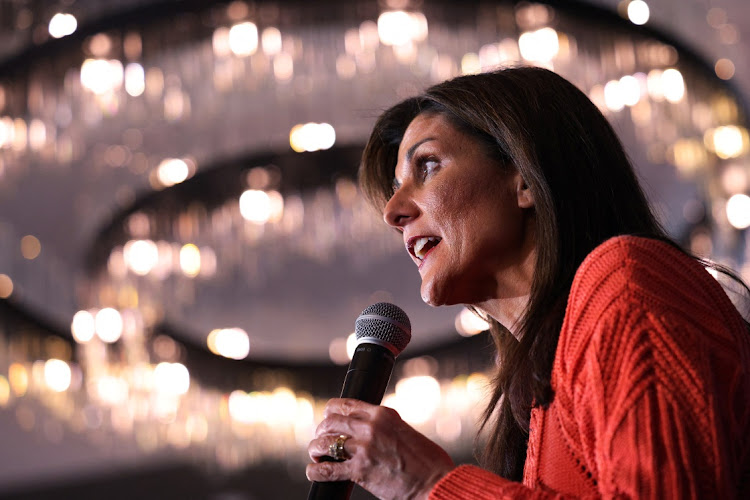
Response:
[359,66,748,479]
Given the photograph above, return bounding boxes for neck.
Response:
[475,294,530,339]
[474,210,537,338]
[475,233,536,338]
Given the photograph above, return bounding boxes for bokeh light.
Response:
[124,239,159,276]
[207,328,250,360]
[346,332,357,360]
[289,123,336,152]
[0,274,13,298]
[328,336,350,365]
[715,58,736,80]
[455,308,490,336]
[261,27,282,55]
[239,189,272,223]
[179,244,201,277]
[619,74,642,106]
[273,53,294,81]
[20,235,41,260]
[228,22,258,56]
[708,125,748,159]
[44,359,71,392]
[384,375,441,424]
[604,79,625,111]
[125,63,146,96]
[662,68,685,103]
[80,59,124,95]
[518,27,559,63]
[627,0,650,25]
[377,10,428,46]
[154,362,190,395]
[726,194,750,229]
[9,363,28,397]
[0,376,9,407]
[48,13,77,38]
[95,307,123,343]
[721,164,748,195]
[71,310,96,343]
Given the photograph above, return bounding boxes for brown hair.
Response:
[360,66,670,479]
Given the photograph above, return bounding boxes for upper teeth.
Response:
[414,237,438,259]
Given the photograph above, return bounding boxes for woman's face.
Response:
[383,112,536,310]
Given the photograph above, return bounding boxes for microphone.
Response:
[307,302,411,500]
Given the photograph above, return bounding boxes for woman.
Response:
[306,67,750,498]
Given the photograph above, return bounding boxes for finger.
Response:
[308,433,357,462]
[323,398,378,418]
[314,412,375,441]
[308,434,331,461]
[306,459,352,483]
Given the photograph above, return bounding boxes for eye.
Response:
[390,178,401,196]
[416,156,440,180]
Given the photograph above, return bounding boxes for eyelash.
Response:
[415,155,440,180]
[391,154,440,195]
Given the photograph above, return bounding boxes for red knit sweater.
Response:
[431,236,750,499]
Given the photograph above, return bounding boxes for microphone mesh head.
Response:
[355,302,411,356]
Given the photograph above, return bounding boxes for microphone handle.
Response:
[307,343,396,500]
[306,475,354,500]
[341,343,396,403]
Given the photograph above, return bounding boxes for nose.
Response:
[383,185,419,230]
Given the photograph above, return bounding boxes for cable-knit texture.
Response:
[430,236,750,499]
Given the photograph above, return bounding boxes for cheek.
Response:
[461,197,524,259]
[428,178,484,224]
[425,169,519,247]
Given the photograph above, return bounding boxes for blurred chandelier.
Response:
[0,0,748,474]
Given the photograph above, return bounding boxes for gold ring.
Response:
[328,434,350,461]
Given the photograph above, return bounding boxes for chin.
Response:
[420,280,460,308]
[420,272,494,308]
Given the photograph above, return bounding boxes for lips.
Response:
[406,235,442,263]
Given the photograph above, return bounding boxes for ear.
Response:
[513,171,535,209]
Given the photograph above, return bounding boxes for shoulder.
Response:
[573,235,692,296]
[565,235,733,326]
[554,235,746,387]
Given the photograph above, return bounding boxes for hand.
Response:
[306,398,455,500]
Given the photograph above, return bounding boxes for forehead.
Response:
[397,113,452,157]
[394,113,455,176]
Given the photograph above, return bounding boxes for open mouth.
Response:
[408,236,442,261]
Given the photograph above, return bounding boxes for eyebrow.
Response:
[393,137,436,189]
[405,137,436,163]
